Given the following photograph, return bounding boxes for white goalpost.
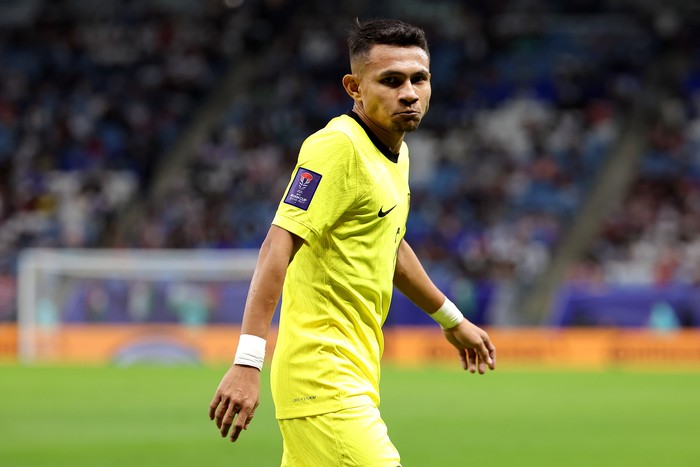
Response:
[17,248,260,363]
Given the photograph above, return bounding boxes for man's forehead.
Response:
[356,44,430,75]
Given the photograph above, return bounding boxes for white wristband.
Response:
[430,297,465,329]
[234,334,266,370]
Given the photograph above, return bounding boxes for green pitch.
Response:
[1,364,698,466]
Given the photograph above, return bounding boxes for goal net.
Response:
[17,248,260,364]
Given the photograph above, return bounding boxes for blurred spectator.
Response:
[0,0,260,273]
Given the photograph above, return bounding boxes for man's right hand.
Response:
[209,364,261,442]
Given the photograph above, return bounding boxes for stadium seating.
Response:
[2,0,699,327]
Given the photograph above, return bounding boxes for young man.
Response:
[209,18,496,466]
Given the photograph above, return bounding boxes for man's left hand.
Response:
[442,320,496,374]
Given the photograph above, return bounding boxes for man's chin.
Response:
[392,116,422,132]
[395,121,421,132]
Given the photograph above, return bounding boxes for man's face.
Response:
[353,44,431,133]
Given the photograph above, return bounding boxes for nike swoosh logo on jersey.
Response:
[378,205,397,218]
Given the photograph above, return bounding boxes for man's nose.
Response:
[399,81,419,104]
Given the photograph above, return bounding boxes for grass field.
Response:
[1,364,699,466]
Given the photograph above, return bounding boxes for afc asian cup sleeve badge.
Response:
[283,167,322,211]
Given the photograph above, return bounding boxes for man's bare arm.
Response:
[394,239,496,373]
[209,225,303,442]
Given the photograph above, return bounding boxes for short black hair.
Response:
[348,18,429,64]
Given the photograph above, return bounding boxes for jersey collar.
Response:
[347,111,400,164]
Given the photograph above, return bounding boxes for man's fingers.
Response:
[473,337,492,374]
[446,323,496,374]
[476,342,490,373]
[466,348,477,373]
[209,366,262,443]
[231,406,252,442]
[214,401,257,441]
[220,402,239,438]
[487,342,497,369]
[475,340,493,367]
[244,405,258,430]
[209,394,222,420]
[214,399,229,429]
[472,329,496,370]
[458,348,468,370]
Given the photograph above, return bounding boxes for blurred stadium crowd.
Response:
[1,0,700,326]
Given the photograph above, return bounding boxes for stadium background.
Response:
[1,0,699,466]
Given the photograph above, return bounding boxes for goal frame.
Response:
[17,248,260,363]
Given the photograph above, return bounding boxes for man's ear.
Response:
[342,74,361,102]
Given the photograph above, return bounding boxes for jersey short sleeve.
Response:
[273,129,359,243]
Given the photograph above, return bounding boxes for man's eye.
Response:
[382,77,399,85]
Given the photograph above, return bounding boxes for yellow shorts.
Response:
[278,405,401,467]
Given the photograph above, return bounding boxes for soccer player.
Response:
[209,18,496,466]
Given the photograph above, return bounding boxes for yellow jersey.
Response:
[270,112,410,419]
